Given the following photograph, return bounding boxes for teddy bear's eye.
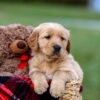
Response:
[45,35,51,39]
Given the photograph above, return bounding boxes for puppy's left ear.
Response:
[66,40,70,54]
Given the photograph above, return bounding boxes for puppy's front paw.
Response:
[50,80,65,98]
[34,79,49,95]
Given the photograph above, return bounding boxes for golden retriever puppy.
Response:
[28,22,83,98]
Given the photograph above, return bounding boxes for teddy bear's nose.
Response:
[17,41,27,49]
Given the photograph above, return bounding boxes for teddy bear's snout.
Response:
[10,40,28,54]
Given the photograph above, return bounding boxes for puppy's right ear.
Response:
[66,40,70,54]
[27,30,39,52]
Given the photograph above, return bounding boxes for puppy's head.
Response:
[28,23,70,58]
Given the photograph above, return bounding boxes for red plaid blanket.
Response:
[0,76,57,100]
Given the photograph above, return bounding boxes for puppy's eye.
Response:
[61,37,66,41]
[45,36,51,39]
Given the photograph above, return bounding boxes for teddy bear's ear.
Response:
[27,30,39,52]
[10,40,28,54]
[66,40,70,54]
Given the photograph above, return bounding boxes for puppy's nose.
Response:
[53,44,61,53]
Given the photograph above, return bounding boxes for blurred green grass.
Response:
[0,2,100,100]
[0,2,100,25]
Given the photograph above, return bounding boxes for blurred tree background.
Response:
[0,0,100,100]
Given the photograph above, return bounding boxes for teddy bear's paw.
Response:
[0,72,13,76]
[50,80,65,98]
[34,79,49,95]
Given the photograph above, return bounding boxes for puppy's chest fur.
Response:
[30,54,65,79]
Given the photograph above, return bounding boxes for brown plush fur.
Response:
[28,23,83,98]
[0,24,33,76]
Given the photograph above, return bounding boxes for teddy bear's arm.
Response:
[0,72,13,76]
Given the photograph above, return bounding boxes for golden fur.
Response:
[28,23,83,98]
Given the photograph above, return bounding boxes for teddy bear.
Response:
[0,24,34,77]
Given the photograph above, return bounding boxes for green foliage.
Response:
[0,3,100,100]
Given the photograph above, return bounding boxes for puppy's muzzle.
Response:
[53,44,61,54]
